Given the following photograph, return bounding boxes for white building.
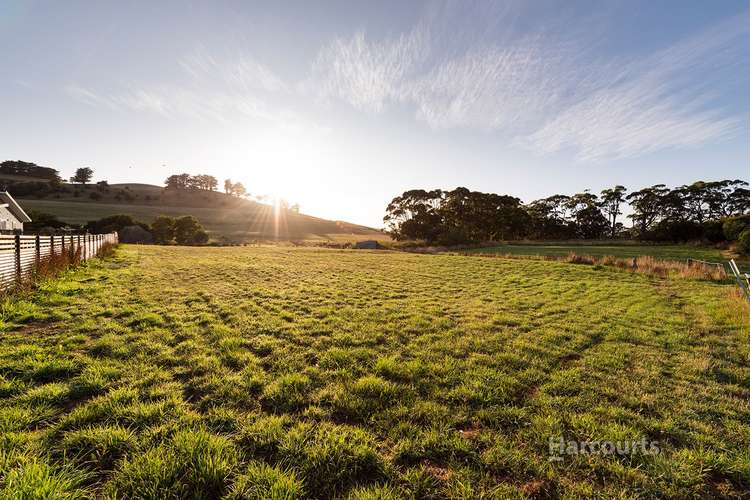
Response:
[0,192,32,233]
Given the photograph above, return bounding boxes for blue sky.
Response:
[2,0,749,227]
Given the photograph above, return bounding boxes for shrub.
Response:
[702,220,726,243]
[118,225,153,244]
[25,210,68,231]
[724,215,750,241]
[85,214,149,234]
[174,216,209,245]
[151,216,176,244]
[226,461,303,500]
[738,228,750,256]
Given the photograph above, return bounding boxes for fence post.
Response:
[78,234,83,261]
[50,235,54,257]
[14,234,21,282]
[35,235,40,269]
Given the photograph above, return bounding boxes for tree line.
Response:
[85,214,209,245]
[384,180,750,248]
[165,173,247,198]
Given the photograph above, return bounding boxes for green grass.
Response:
[1,245,749,497]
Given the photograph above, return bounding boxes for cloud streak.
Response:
[310,4,750,160]
[66,3,750,162]
[65,48,303,127]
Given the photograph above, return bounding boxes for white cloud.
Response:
[309,5,750,161]
[65,5,750,162]
[66,48,298,126]
[65,85,118,109]
[180,46,287,93]
[403,41,567,131]
[309,27,429,112]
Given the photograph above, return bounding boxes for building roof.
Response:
[0,191,32,223]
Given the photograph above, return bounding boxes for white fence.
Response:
[0,233,118,289]
[729,259,750,303]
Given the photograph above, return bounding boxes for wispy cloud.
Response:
[309,28,429,113]
[310,4,750,160]
[66,85,119,110]
[180,46,288,93]
[65,3,750,162]
[66,48,296,125]
[522,10,750,160]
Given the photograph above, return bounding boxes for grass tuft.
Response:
[226,461,304,500]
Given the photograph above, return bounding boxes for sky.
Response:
[2,0,750,227]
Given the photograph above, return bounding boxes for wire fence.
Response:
[0,233,118,289]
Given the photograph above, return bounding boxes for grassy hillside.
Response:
[15,182,384,242]
[1,246,749,497]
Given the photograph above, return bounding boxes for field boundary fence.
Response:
[686,258,724,271]
[728,259,750,302]
[0,232,118,290]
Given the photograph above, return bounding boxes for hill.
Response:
[13,181,385,242]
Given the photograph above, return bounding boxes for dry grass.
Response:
[3,242,119,297]
[462,250,728,281]
[26,247,83,287]
[95,241,117,259]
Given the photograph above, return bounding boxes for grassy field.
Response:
[1,246,749,498]
[18,198,385,243]
[462,243,749,271]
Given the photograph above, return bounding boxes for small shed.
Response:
[354,240,380,249]
[0,192,31,233]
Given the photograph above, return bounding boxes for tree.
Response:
[231,182,247,198]
[174,216,208,245]
[151,216,176,244]
[0,160,61,182]
[189,174,218,191]
[223,179,247,197]
[600,185,627,238]
[626,185,670,236]
[383,189,445,241]
[676,181,710,223]
[728,186,750,216]
[567,192,609,239]
[70,167,93,185]
[165,174,191,190]
[527,195,575,239]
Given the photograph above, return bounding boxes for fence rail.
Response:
[729,259,750,303]
[0,232,118,289]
